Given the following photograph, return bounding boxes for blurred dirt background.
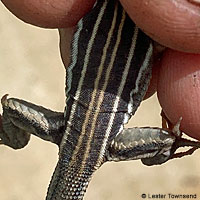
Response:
[0,3,200,200]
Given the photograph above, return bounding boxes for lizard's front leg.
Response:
[106,119,200,166]
[0,94,65,149]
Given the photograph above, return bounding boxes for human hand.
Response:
[2,0,200,140]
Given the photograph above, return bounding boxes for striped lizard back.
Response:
[46,0,153,199]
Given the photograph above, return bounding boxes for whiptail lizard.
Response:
[1,0,200,199]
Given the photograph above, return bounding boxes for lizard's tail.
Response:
[46,160,93,200]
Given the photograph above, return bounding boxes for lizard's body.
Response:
[47,0,152,198]
[1,0,200,199]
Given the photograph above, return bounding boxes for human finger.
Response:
[120,0,200,53]
[158,49,200,140]
[1,0,95,28]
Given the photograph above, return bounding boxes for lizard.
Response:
[1,0,200,199]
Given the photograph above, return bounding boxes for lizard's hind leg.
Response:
[106,126,176,164]
[0,94,65,149]
[106,119,200,166]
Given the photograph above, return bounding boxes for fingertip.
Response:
[120,0,200,53]
[2,0,95,28]
[158,49,200,140]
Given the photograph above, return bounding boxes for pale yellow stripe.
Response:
[66,0,109,162]
[80,9,127,172]
[96,26,140,166]
[60,1,108,152]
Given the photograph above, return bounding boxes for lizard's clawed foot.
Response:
[0,94,8,145]
[1,94,9,105]
[161,110,182,138]
[171,117,182,138]
[172,147,198,159]
[171,137,200,160]
[161,111,200,160]
[0,95,30,149]
[0,114,4,145]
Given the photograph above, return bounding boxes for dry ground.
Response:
[0,3,200,200]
